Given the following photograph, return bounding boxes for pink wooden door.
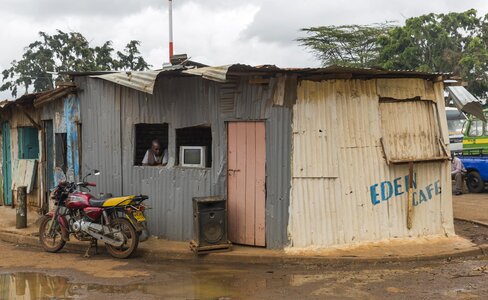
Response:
[227,121,266,246]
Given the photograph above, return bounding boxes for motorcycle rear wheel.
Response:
[105,218,139,259]
[39,216,66,253]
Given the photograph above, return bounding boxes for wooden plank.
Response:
[245,122,256,245]
[227,123,238,242]
[25,160,37,193]
[11,159,37,194]
[407,162,414,230]
[255,122,266,246]
[2,122,12,205]
[235,122,248,244]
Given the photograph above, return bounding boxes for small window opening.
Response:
[135,123,169,166]
[176,125,212,168]
[18,127,39,159]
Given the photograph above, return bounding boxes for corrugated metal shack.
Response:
[67,64,454,249]
[0,85,80,211]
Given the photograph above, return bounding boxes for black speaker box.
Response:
[191,196,231,252]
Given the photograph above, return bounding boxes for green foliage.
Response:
[298,23,395,67]
[378,9,488,98]
[1,30,151,98]
[299,9,488,99]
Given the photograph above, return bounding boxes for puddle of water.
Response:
[0,271,246,299]
[0,272,82,299]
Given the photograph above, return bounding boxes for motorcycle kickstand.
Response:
[84,239,98,258]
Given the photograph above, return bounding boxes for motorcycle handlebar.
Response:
[86,182,97,187]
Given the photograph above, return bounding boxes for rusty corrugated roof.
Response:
[71,63,449,95]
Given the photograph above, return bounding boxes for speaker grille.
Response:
[203,220,224,243]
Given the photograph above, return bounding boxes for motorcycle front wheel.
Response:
[105,218,139,259]
[39,216,66,253]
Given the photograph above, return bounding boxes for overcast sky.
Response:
[1,0,488,100]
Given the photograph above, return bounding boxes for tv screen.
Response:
[183,149,202,165]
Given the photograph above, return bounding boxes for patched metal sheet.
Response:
[92,70,161,94]
[379,100,443,162]
[182,65,231,82]
[377,78,436,100]
[289,79,454,248]
[91,65,184,95]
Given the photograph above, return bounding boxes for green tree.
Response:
[298,23,395,67]
[299,9,488,98]
[378,9,488,98]
[1,30,151,98]
[115,40,150,71]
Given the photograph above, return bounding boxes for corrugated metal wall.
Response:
[76,76,291,248]
[289,79,454,248]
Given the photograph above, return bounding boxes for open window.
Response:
[18,127,39,159]
[176,125,212,168]
[134,123,169,166]
[379,99,447,163]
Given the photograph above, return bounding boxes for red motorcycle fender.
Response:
[46,213,69,241]
[58,216,69,240]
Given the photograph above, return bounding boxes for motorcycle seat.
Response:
[89,193,113,207]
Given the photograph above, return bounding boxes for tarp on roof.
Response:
[447,86,486,122]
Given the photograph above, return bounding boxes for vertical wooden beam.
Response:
[407,162,414,230]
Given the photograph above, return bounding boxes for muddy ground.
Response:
[0,220,486,299]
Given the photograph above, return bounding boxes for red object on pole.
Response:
[168,0,174,61]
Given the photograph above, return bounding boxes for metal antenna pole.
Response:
[168,0,174,61]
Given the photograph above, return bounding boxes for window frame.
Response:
[17,126,39,160]
[133,123,169,167]
[175,125,212,169]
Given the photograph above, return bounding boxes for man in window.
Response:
[142,139,168,166]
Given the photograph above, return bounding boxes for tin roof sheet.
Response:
[447,86,485,121]
[86,64,447,95]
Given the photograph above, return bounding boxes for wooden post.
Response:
[407,162,414,230]
[16,186,27,229]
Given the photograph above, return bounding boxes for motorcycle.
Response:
[39,170,149,259]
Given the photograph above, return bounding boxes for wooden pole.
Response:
[16,186,27,229]
[407,162,414,230]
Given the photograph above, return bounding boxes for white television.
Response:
[180,146,207,168]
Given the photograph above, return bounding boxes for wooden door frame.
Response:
[2,122,12,206]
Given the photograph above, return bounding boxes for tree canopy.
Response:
[298,23,394,67]
[299,9,488,99]
[1,30,151,98]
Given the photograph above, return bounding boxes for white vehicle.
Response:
[446,107,467,151]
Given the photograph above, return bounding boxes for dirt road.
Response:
[0,228,487,299]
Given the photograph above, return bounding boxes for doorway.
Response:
[227,121,266,246]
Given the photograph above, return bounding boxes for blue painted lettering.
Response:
[419,190,428,204]
[434,180,441,195]
[370,184,380,205]
[426,184,434,200]
[381,181,393,201]
[393,177,403,196]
